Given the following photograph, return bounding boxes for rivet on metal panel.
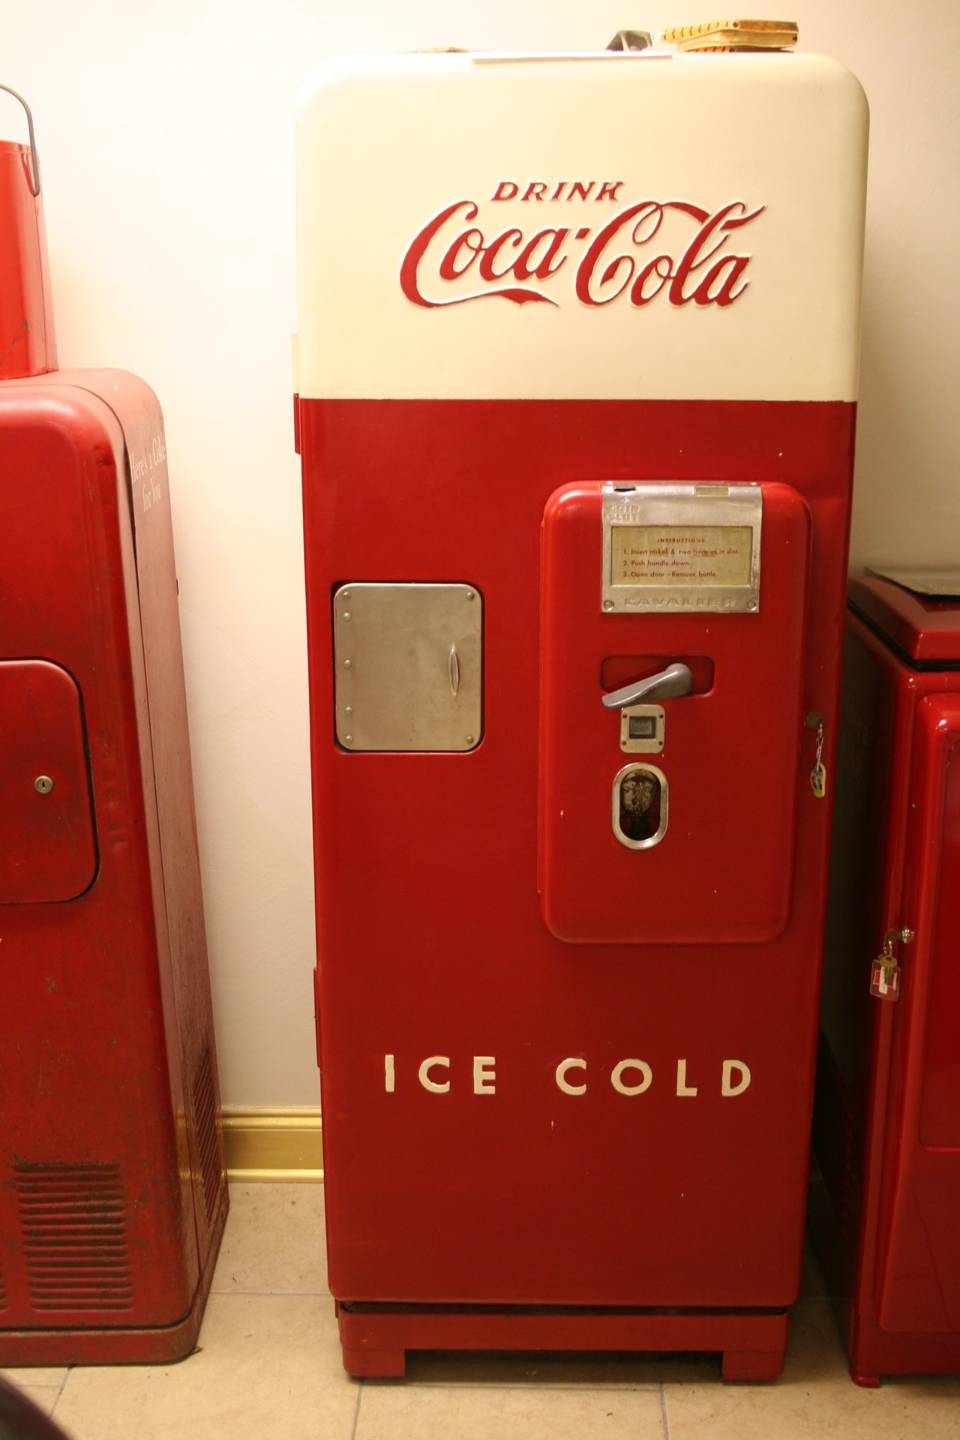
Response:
[603,600,614,611]
[344,735,353,744]
[33,775,54,795]
[344,659,352,668]
[345,706,353,716]
[342,611,351,621]
[466,736,475,745]
[342,591,351,601]
[466,591,476,601]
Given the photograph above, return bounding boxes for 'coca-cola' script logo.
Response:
[400,179,765,311]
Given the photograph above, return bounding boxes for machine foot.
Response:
[721,1349,785,1382]
[343,1347,407,1379]
[851,1371,881,1389]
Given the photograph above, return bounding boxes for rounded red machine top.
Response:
[0,86,57,380]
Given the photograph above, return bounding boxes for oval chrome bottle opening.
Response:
[612,762,669,850]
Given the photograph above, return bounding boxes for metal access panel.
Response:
[333,583,482,751]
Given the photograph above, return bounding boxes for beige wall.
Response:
[4,2,958,1105]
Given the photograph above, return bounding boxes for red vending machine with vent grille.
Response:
[296,47,868,1380]
[814,570,960,1385]
[0,89,227,1364]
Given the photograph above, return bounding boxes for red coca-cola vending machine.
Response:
[0,88,227,1364]
[814,571,960,1385]
[296,46,868,1380]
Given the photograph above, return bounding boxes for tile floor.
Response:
[3,1183,959,1439]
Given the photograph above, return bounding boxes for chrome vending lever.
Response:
[602,662,694,710]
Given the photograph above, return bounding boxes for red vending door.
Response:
[297,48,868,1380]
[541,481,809,944]
[815,573,960,1384]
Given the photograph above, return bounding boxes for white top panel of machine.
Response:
[296,51,868,401]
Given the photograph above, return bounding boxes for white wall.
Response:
[4,2,958,1106]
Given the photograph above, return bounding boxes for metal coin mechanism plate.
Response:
[620,704,665,753]
[333,583,483,751]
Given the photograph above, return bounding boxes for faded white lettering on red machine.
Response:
[383,1054,752,1097]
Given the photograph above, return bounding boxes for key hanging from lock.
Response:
[869,926,914,1002]
[810,719,827,799]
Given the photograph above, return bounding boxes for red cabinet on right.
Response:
[814,570,960,1386]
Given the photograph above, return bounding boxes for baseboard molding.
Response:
[222,1107,323,1182]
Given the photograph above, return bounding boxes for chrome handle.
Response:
[602,662,694,710]
[0,85,41,196]
[448,644,460,697]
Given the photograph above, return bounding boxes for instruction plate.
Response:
[602,484,762,613]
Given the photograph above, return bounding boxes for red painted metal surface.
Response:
[849,575,960,664]
[814,576,960,1383]
[0,138,56,379]
[302,396,857,1378]
[0,371,227,1363]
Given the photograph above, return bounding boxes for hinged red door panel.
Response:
[540,481,810,945]
[877,695,960,1333]
[0,659,97,904]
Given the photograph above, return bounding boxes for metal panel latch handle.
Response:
[602,662,694,710]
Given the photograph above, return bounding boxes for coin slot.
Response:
[618,704,666,755]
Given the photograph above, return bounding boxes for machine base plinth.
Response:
[0,1191,228,1367]
[337,1303,789,1382]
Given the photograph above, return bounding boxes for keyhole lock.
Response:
[34,775,54,795]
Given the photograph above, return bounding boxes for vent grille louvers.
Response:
[15,1162,134,1312]
[193,1046,223,1224]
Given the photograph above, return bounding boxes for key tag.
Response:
[869,927,914,1002]
[870,954,900,1001]
[810,721,827,799]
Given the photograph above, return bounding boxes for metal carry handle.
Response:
[0,85,41,196]
[602,662,694,710]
